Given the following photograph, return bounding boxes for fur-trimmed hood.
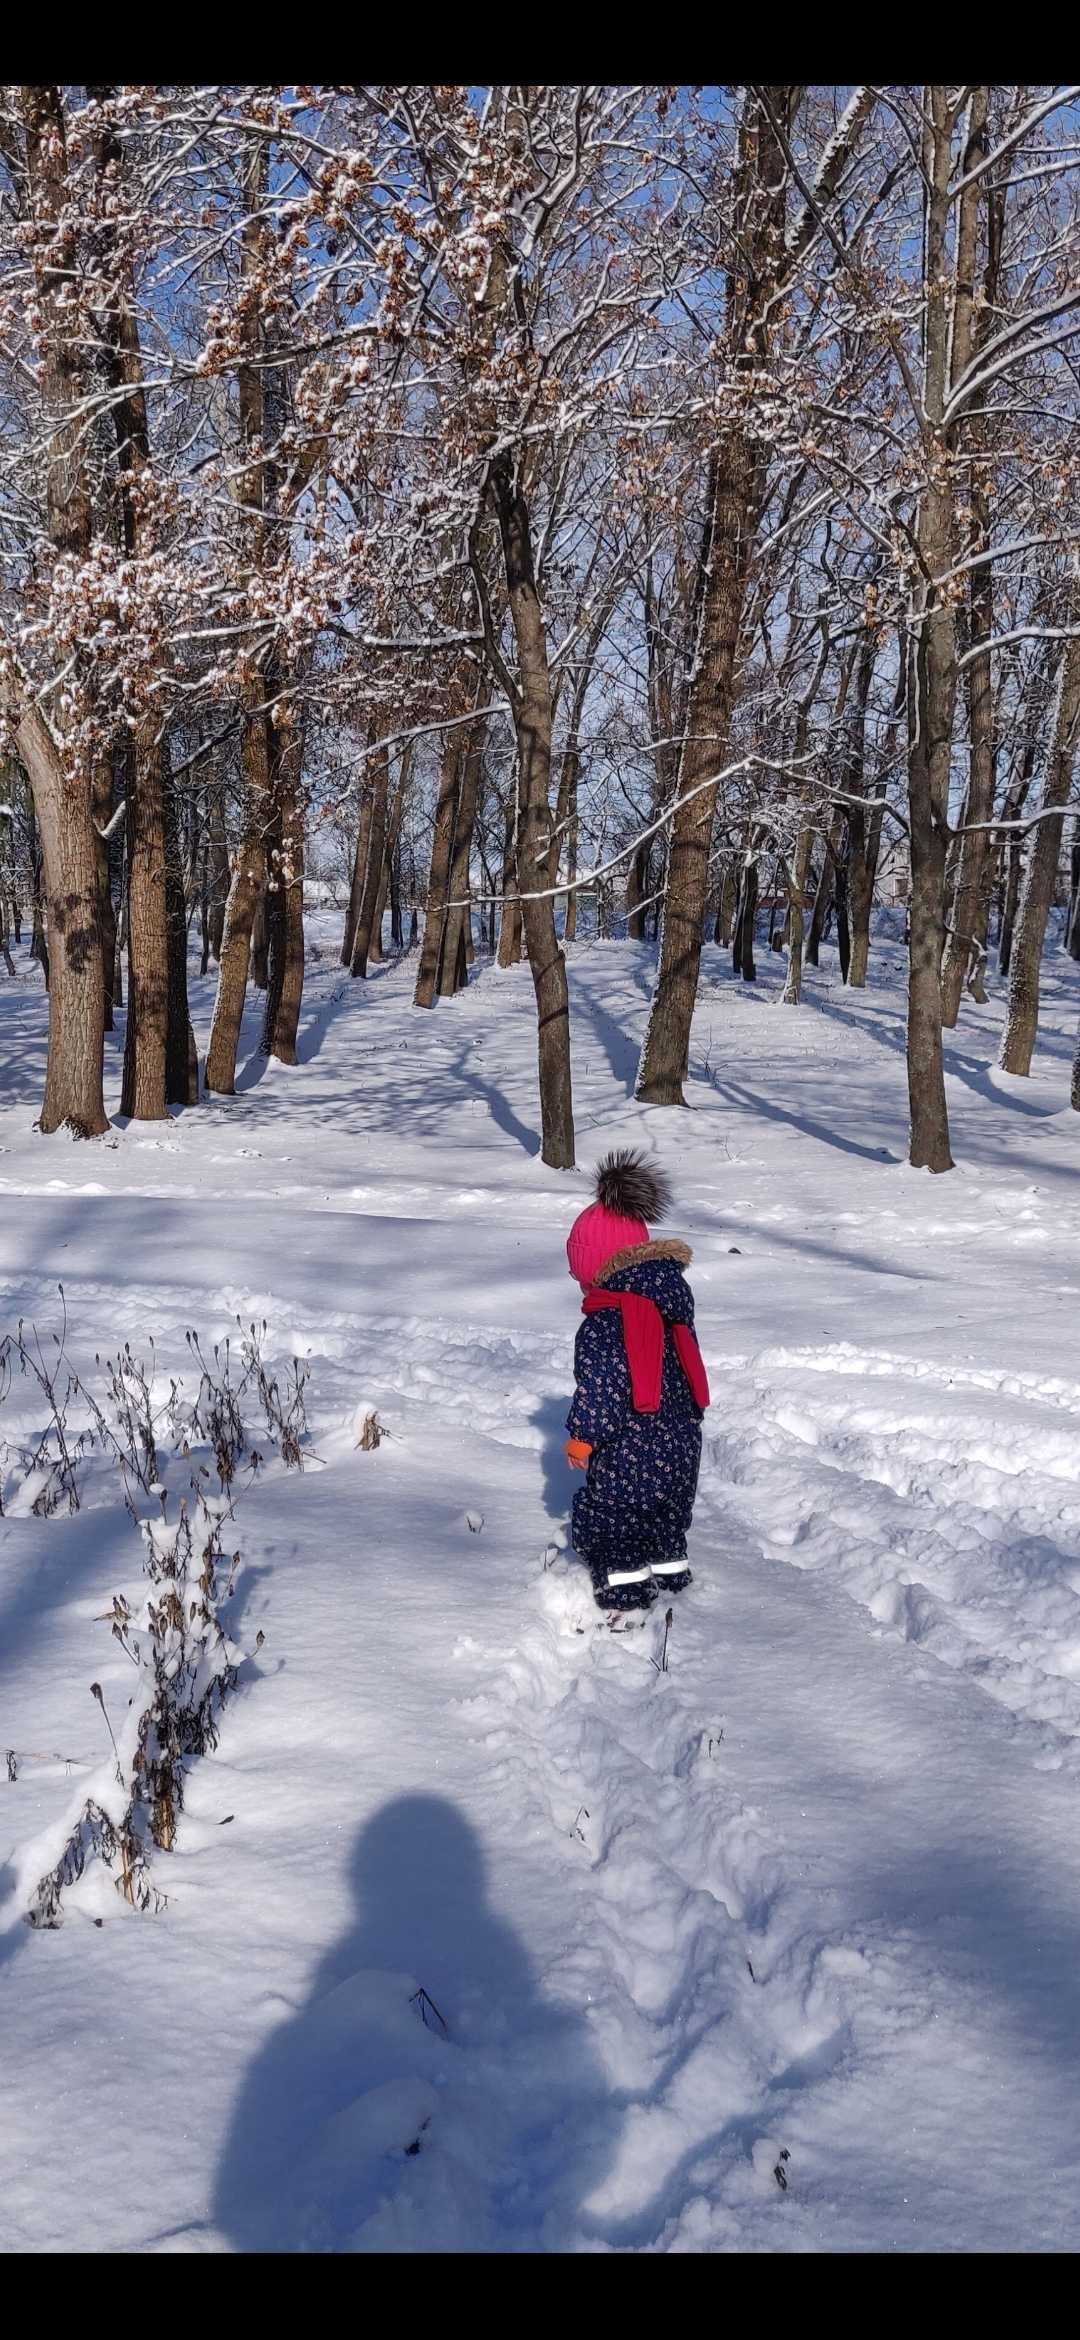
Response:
[591,1237,695,1327]
[593,1237,692,1286]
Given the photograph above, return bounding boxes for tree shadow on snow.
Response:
[212,1792,617,2252]
[703,1072,900,1164]
[813,990,1066,1122]
[444,1039,542,1158]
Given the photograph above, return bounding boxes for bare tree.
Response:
[999,635,1080,1075]
[12,88,108,1135]
[638,86,874,1104]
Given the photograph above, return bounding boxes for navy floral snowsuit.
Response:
[567,1242,704,1583]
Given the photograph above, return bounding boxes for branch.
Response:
[956,625,1080,672]
[948,86,1080,204]
[94,798,127,843]
[446,748,818,910]
[468,494,519,712]
[955,801,1079,840]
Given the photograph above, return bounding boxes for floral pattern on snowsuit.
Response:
[567,1245,703,1576]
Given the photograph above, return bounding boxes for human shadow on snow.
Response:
[212,1792,617,2252]
[570,978,642,1097]
[532,1391,575,1530]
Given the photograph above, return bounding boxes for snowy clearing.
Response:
[2,918,1079,2253]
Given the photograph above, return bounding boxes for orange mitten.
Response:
[565,1437,593,1469]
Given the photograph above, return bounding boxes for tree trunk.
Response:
[626,842,649,940]
[342,770,375,970]
[16,705,107,1135]
[835,856,852,983]
[1065,836,1080,961]
[905,88,957,1174]
[121,729,169,1120]
[637,429,762,1102]
[350,739,389,980]
[842,625,879,987]
[906,591,954,1172]
[381,742,412,959]
[31,896,49,985]
[204,841,264,1093]
[93,758,117,1032]
[203,137,279,1096]
[562,769,579,944]
[806,817,842,966]
[634,84,874,1102]
[732,857,758,980]
[999,637,1080,1077]
[204,687,270,1095]
[19,88,105,1133]
[496,798,523,967]
[641,553,682,950]
[438,726,483,995]
[368,856,388,964]
[847,853,873,986]
[997,712,1044,974]
[207,784,229,963]
[199,832,211,976]
[415,734,463,1006]
[783,827,814,1005]
[113,845,126,1012]
[714,861,736,947]
[941,490,994,1027]
[30,824,50,987]
[998,837,1022,978]
[491,455,574,1167]
[164,760,198,1104]
[250,889,269,988]
[262,712,306,1062]
[940,89,996,1030]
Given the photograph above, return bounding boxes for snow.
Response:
[1,914,1079,2252]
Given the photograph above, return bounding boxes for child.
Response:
[564,1149,709,1612]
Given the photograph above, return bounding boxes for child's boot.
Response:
[650,1558,693,1595]
[590,1560,658,1612]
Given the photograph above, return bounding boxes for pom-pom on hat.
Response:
[566,1149,673,1287]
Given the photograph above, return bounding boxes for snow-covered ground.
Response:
[1,912,1079,2252]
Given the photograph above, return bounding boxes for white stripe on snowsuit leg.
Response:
[604,1565,653,1587]
[650,1559,690,1576]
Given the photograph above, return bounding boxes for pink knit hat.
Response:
[567,1201,649,1288]
[566,1150,673,1287]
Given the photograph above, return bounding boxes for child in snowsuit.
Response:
[564,1150,709,1611]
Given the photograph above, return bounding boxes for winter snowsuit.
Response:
[567,1238,706,1593]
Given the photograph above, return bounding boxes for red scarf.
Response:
[583,1288,710,1414]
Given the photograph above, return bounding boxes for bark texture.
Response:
[905,88,959,1173]
[18,86,106,1135]
[637,86,873,1104]
[999,637,1080,1077]
[491,453,574,1167]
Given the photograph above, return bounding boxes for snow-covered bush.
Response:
[28,1487,246,1926]
[0,1301,311,1927]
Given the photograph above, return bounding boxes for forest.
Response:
[1,84,1078,1172]
[5,85,1080,2256]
